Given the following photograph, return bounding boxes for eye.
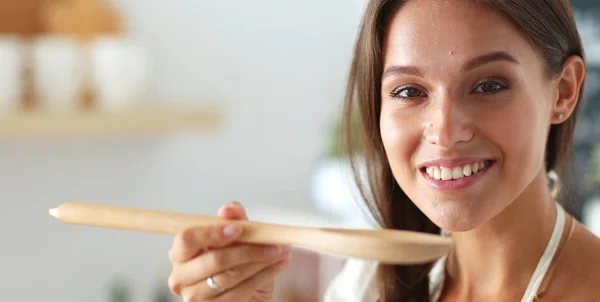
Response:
[390,86,428,99]
[472,79,509,94]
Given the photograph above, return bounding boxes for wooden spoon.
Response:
[49,202,453,264]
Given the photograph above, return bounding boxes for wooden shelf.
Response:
[0,106,223,140]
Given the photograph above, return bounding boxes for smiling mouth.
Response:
[420,160,495,181]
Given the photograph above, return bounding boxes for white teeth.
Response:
[463,164,472,176]
[452,167,463,179]
[425,160,491,181]
[441,167,453,180]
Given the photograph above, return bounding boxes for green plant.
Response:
[109,276,132,302]
[325,111,362,159]
[592,142,600,186]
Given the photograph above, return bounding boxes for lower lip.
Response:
[421,162,494,191]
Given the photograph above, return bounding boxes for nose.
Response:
[423,94,474,148]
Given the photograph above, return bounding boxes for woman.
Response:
[167,0,600,301]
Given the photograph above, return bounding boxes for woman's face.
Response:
[380,0,557,231]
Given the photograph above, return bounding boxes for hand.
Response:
[167,202,292,302]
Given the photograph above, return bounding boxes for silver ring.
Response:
[207,276,226,294]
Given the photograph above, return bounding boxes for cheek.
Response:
[481,96,548,181]
[379,108,420,175]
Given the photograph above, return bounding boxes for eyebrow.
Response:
[461,51,519,72]
[381,51,520,80]
[381,65,424,79]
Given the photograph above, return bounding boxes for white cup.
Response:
[31,35,86,110]
[89,36,151,110]
[0,35,25,111]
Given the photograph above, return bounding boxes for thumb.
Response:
[217,201,248,220]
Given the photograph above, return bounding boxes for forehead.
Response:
[383,0,537,69]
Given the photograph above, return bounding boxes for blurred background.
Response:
[0,0,597,301]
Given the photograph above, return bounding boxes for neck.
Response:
[445,169,558,298]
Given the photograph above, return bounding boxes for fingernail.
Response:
[222,225,241,237]
[264,246,281,259]
[226,201,242,208]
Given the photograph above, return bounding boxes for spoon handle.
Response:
[50,202,314,245]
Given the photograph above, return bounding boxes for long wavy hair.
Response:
[341,0,585,300]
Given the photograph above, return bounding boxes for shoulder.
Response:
[548,220,600,300]
[569,221,600,280]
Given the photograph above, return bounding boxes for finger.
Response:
[169,224,243,263]
[179,252,289,301]
[209,256,291,302]
[216,203,250,252]
[217,201,248,220]
[175,244,290,288]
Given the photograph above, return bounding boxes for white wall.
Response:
[0,1,366,301]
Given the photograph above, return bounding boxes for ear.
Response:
[551,55,586,124]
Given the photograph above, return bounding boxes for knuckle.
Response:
[240,245,264,262]
[167,274,181,296]
[180,228,198,245]
[207,251,227,269]
[168,246,179,263]
[224,267,240,277]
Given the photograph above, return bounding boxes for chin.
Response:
[434,217,480,232]
[420,199,490,232]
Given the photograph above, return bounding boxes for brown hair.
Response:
[341,0,585,301]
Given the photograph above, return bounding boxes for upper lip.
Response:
[418,157,492,169]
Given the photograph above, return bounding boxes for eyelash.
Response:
[389,78,509,100]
